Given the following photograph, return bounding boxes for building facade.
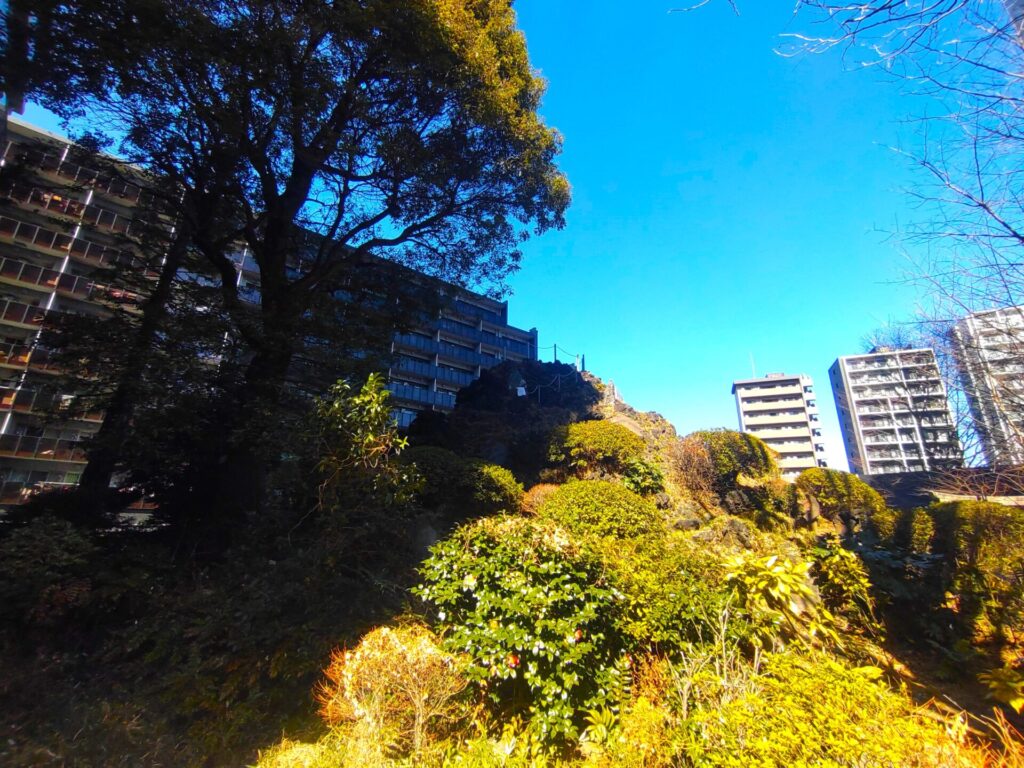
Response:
[952,306,1024,467]
[731,373,827,481]
[0,117,538,503]
[829,348,963,476]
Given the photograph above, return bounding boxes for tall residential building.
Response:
[952,306,1024,467]
[731,373,827,481]
[829,348,963,476]
[0,117,538,503]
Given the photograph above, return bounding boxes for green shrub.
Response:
[725,553,837,647]
[929,501,1024,654]
[536,480,660,540]
[675,649,962,767]
[548,420,646,477]
[467,461,523,515]
[622,457,665,496]
[687,429,779,495]
[595,533,749,653]
[403,446,522,516]
[414,516,630,742]
[810,538,879,633]
[795,467,886,523]
[0,516,98,630]
[869,507,898,547]
[904,507,935,554]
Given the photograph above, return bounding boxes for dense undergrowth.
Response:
[2,362,1024,766]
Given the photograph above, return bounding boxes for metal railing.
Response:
[0,255,97,299]
[0,299,46,327]
[0,434,87,462]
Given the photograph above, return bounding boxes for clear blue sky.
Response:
[502,0,940,470]
[18,1,942,471]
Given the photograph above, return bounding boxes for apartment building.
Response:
[829,348,963,476]
[732,373,827,481]
[0,117,537,503]
[0,117,141,503]
[952,306,1024,467]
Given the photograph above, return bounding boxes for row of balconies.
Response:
[387,381,457,410]
[0,387,103,422]
[0,214,136,270]
[392,356,476,388]
[0,433,87,463]
[4,185,135,236]
[0,255,100,300]
[18,144,144,205]
[395,332,501,369]
[0,342,60,374]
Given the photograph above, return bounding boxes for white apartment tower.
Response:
[952,306,1024,467]
[829,348,963,476]
[732,373,827,481]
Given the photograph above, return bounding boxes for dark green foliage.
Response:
[547,420,647,477]
[0,517,98,633]
[622,457,665,496]
[402,446,523,517]
[415,516,630,741]
[536,480,660,539]
[810,537,880,634]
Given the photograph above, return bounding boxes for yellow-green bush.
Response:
[548,421,646,477]
[795,467,887,522]
[675,650,962,767]
[536,480,660,540]
[930,501,1024,655]
[594,533,748,654]
[687,429,779,494]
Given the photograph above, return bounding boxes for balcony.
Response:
[392,357,476,388]
[0,255,99,299]
[0,214,137,270]
[22,146,144,204]
[0,387,103,422]
[0,299,47,328]
[387,381,456,410]
[0,434,87,463]
[3,185,134,235]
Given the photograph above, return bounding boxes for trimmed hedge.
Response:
[403,446,522,515]
[795,467,886,522]
[548,420,646,477]
[536,479,660,539]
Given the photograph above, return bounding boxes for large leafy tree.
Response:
[22,0,569,521]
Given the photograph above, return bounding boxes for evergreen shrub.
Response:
[548,420,646,476]
[414,516,630,742]
[536,479,660,539]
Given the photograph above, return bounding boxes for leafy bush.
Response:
[675,650,962,767]
[622,457,665,496]
[725,553,837,647]
[869,507,899,547]
[903,507,935,554]
[0,516,98,631]
[522,483,560,515]
[403,446,523,516]
[810,538,879,634]
[687,429,779,495]
[548,420,646,477]
[594,533,747,654]
[316,624,468,757]
[536,480,660,540]
[468,461,523,515]
[795,467,887,523]
[414,516,630,742]
[929,501,1024,655]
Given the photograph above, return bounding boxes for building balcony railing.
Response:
[393,357,475,388]
[0,342,59,374]
[0,387,103,422]
[0,479,79,505]
[387,381,456,410]
[394,332,500,369]
[0,214,137,270]
[0,255,99,299]
[4,185,134,235]
[0,299,47,328]
[0,434,87,463]
[21,146,144,204]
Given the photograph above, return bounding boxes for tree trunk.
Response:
[78,226,191,507]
